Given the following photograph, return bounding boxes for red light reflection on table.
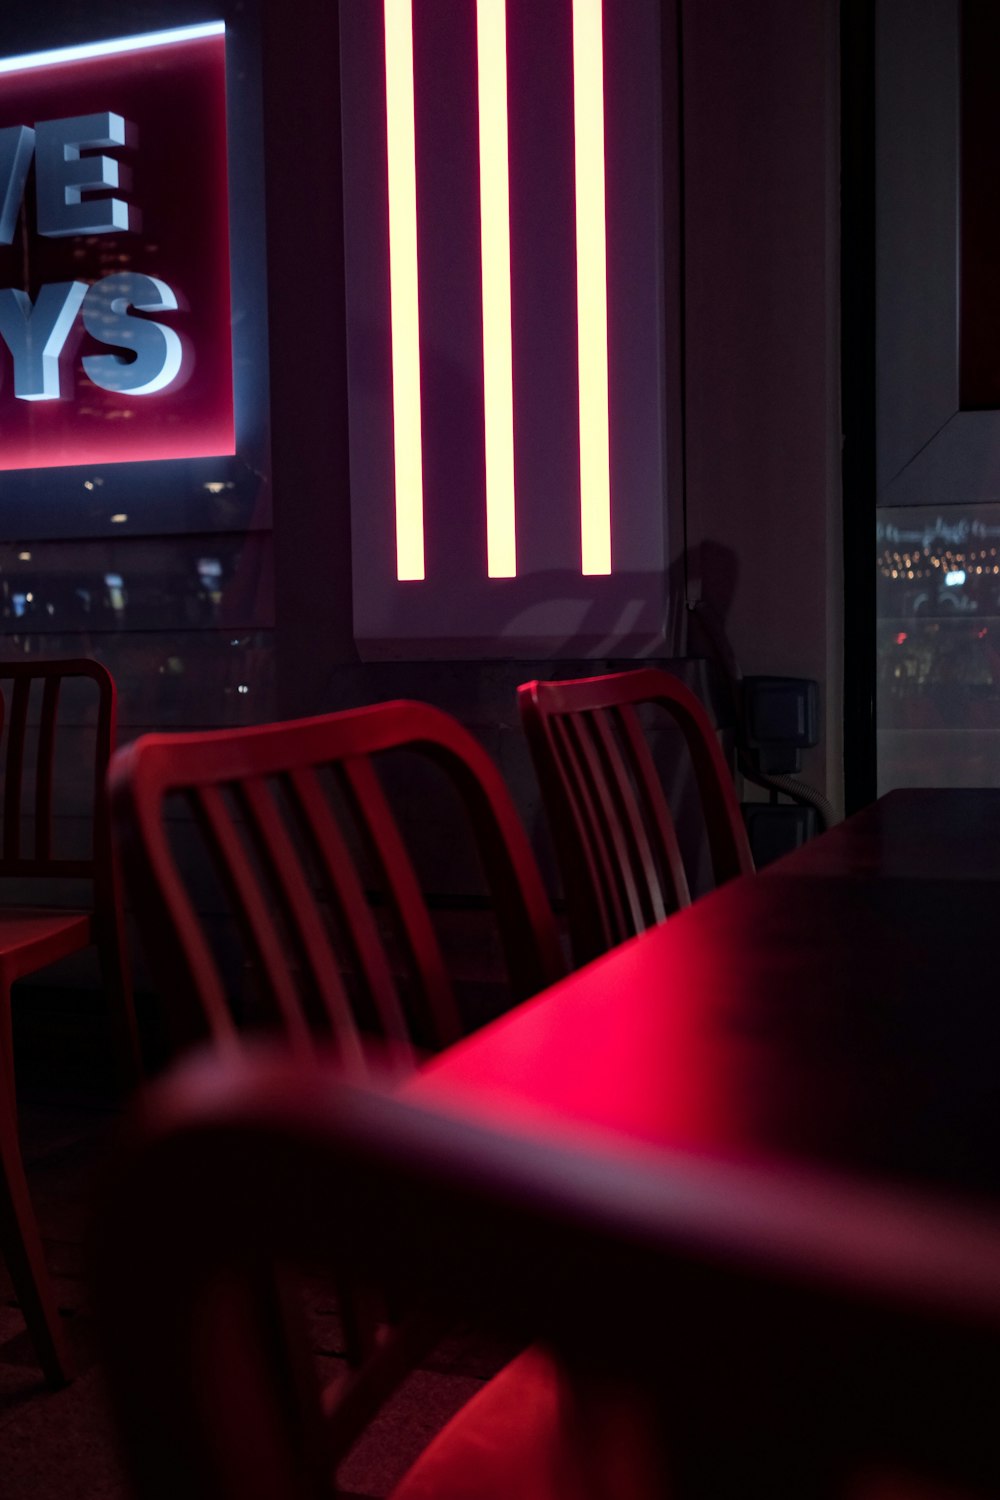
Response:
[409,929,750,1160]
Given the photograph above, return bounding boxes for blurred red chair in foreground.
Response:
[0,657,138,1384]
[98,1046,1000,1500]
[108,699,564,1068]
[519,668,753,965]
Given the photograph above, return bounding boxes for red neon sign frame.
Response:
[0,26,234,473]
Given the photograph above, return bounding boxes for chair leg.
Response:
[0,980,16,1112]
[0,991,72,1387]
[95,904,143,1092]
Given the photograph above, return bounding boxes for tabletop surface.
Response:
[766,785,1000,880]
[409,788,1000,1206]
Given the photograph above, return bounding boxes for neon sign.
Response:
[476,0,517,579]
[383,0,424,580]
[341,0,670,658]
[382,0,611,581]
[0,23,233,472]
[571,0,611,577]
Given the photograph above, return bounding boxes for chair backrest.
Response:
[98,1046,1000,1500]
[518,668,753,964]
[108,700,565,1066]
[0,657,117,883]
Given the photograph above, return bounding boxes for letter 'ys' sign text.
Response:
[0,113,181,399]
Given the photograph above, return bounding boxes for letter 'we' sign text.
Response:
[0,24,234,472]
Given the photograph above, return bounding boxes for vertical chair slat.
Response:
[674,701,755,886]
[337,757,462,1049]
[560,714,634,946]
[285,766,414,1056]
[234,776,367,1071]
[90,665,117,871]
[132,791,239,1051]
[589,708,668,931]
[546,715,619,945]
[3,679,30,863]
[34,679,60,863]
[412,736,565,1004]
[612,705,691,915]
[190,784,313,1054]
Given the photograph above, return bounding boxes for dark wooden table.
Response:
[765,786,1000,882]
[411,789,1000,1201]
[404,788,1000,1494]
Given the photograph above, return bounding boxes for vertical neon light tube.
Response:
[477,0,517,578]
[572,0,612,575]
[384,0,424,580]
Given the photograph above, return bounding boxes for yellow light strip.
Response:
[476,0,517,578]
[572,0,612,575]
[384,0,425,580]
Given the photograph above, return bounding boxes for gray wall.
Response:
[681,0,843,809]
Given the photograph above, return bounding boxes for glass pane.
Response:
[877,505,1000,788]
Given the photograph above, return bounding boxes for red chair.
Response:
[0,657,139,1385]
[0,659,138,1078]
[98,1046,1000,1500]
[108,700,565,1064]
[518,668,753,964]
[107,700,565,1446]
